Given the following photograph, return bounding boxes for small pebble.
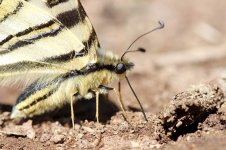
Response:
[50,135,65,144]
[40,134,51,143]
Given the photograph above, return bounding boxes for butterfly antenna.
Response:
[125,76,148,121]
[121,20,165,61]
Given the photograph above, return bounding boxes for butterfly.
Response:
[0,0,164,128]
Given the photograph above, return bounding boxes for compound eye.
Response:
[116,63,127,74]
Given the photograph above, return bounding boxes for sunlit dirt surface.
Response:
[0,0,226,149]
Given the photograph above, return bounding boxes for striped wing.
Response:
[29,0,100,54]
[0,0,99,86]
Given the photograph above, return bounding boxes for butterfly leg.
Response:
[98,84,127,120]
[70,94,75,130]
[95,91,100,123]
[113,82,127,120]
[118,82,126,111]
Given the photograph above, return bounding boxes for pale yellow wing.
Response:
[29,0,101,58]
[0,0,95,86]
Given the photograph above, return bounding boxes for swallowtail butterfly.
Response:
[0,0,164,128]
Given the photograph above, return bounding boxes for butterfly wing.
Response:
[0,0,99,86]
[29,0,101,54]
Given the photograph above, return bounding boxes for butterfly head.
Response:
[97,49,134,76]
[115,59,134,75]
[112,47,145,74]
[115,63,128,74]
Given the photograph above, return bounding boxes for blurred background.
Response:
[1,0,226,114]
[82,0,226,113]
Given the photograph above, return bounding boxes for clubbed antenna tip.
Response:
[159,20,165,29]
[138,47,146,53]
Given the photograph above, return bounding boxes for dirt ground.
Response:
[0,0,226,149]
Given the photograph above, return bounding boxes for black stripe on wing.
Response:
[0,20,64,52]
[57,8,86,28]
[0,61,55,74]
[16,80,59,110]
[15,20,55,37]
[83,29,99,49]
[9,25,63,50]
[46,0,70,8]
[45,49,86,63]
[55,1,101,49]
[0,35,13,46]
[0,2,23,23]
